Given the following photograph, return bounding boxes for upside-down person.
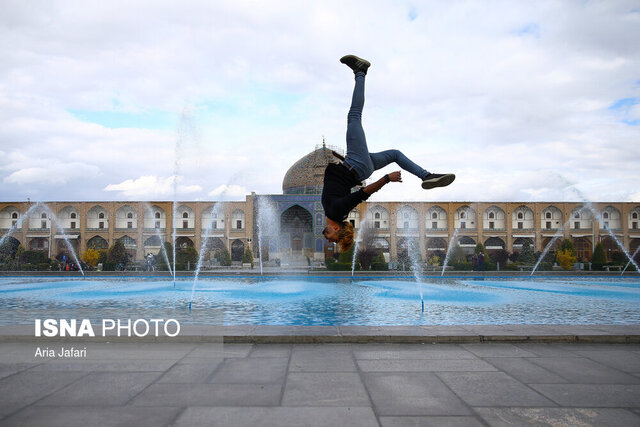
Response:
[322,55,455,252]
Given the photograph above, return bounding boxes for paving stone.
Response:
[1,405,182,427]
[363,372,471,416]
[173,406,379,427]
[157,361,222,383]
[574,350,640,372]
[461,343,537,357]
[476,407,640,427]
[353,347,476,360]
[282,372,370,407]
[289,350,357,372]
[483,357,567,384]
[0,363,40,380]
[248,344,292,358]
[36,372,162,406]
[185,343,246,359]
[379,416,484,426]
[529,357,640,384]
[0,370,87,417]
[30,359,176,372]
[512,343,577,357]
[357,358,497,372]
[209,357,288,384]
[131,383,282,406]
[530,384,640,407]
[437,372,555,407]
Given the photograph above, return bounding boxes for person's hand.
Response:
[388,171,402,182]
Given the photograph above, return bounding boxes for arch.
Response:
[513,237,534,249]
[630,206,640,230]
[600,236,621,261]
[512,205,534,230]
[144,235,163,248]
[176,236,194,250]
[347,209,361,228]
[573,237,592,262]
[0,206,21,229]
[175,205,194,229]
[484,205,505,230]
[457,236,476,255]
[570,206,592,230]
[28,207,50,230]
[541,237,562,256]
[426,205,447,230]
[88,205,108,229]
[396,205,419,230]
[372,237,389,251]
[28,237,49,251]
[367,206,389,229]
[87,235,108,250]
[232,209,245,230]
[116,205,137,229]
[541,205,562,230]
[58,206,80,229]
[231,239,244,262]
[454,206,476,229]
[144,205,166,230]
[202,204,223,230]
[484,237,505,250]
[202,237,225,261]
[55,238,79,259]
[280,205,313,252]
[599,206,621,230]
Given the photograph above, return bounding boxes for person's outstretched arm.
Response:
[363,171,402,195]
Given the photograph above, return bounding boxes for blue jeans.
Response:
[344,72,429,182]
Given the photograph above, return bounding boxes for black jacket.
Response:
[321,163,369,222]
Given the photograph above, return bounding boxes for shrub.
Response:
[556,248,577,270]
[243,247,253,267]
[81,249,100,268]
[371,253,388,271]
[215,247,232,266]
[591,243,606,271]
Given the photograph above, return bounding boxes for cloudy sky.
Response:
[1,0,639,204]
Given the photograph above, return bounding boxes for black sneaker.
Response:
[421,173,455,189]
[340,55,371,74]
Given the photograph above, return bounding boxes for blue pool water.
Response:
[0,276,639,326]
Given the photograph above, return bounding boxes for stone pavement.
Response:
[1,341,640,426]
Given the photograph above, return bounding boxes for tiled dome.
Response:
[282,145,340,195]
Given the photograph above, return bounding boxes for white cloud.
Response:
[3,162,100,185]
[208,184,249,198]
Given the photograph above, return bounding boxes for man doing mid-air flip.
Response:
[322,55,455,252]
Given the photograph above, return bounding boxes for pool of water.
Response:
[1,276,639,326]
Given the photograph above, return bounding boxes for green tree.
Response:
[215,247,232,266]
[517,241,535,265]
[107,240,127,265]
[243,247,254,267]
[559,239,576,255]
[591,242,607,271]
[177,246,198,270]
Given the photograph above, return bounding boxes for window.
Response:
[546,212,551,219]
[155,212,161,219]
[38,240,44,248]
[41,220,47,229]
[41,213,47,219]
[183,212,189,219]
[518,222,523,229]
[70,221,76,229]
[70,213,77,219]
[127,221,133,228]
[11,213,18,219]
[349,219,355,227]
[404,213,409,219]
[183,220,188,229]
[127,212,133,219]
[236,220,242,229]
[155,221,160,229]
[460,212,466,219]
[518,212,523,220]
[489,212,494,219]
[99,221,104,229]
[461,222,466,229]
[546,221,552,229]
[633,222,638,229]
[604,221,609,228]
[374,221,380,229]
[489,221,494,229]
[212,221,217,229]
[432,212,437,219]
[432,221,438,229]
[574,221,580,229]
[633,213,638,219]
[374,212,380,219]
[603,212,609,219]
[574,212,580,219]
[404,221,409,229]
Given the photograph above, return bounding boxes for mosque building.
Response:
[1,143,639,266]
